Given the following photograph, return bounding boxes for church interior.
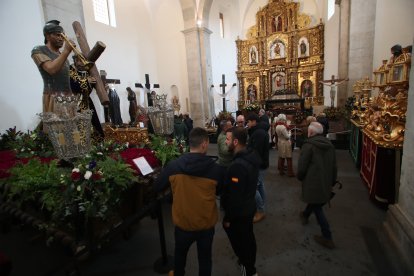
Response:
[1,0,414,275]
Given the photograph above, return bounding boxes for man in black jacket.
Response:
[222,127,260,276]
[246,113,270,223]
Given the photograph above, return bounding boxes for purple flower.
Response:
[88,160,97,170]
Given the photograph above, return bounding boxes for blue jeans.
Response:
[174,226,215,276]
[303,204,332,239]
[255,170,266,212]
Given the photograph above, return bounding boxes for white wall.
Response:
[372,0,414,70]
[323,1,340,106]
[209,0,240,115]
[82,0,188,123]
[152,1,189,114]
[0,0,45,133]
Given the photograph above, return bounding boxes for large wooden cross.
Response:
[72,21,109,105]
[217,74,236,112]
[135,74,160,107]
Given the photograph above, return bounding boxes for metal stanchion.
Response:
[153,199,173,273]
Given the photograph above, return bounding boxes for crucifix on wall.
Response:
[135,74,160,107]
[211,74,236,112]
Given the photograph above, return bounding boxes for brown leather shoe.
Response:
[253,212,265,223]
[168,270,174,276]
[314,235,335,249]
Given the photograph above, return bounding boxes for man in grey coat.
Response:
[297,122,337,249]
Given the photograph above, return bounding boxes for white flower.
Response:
[125,142,129,147]
[72,168,80,173]
[30,151,35,155]
[97,152,103,155]
[84,171,92,180]
[77,185,81,192]
[163,141,167,145]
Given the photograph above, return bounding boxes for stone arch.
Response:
[179,0,213,28]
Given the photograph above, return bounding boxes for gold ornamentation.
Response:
[236,0,324,110]
[297,14,312,29]
[104,124,149,145]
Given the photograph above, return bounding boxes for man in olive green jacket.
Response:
[297,122,337,249]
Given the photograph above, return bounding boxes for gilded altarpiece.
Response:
[236,0,325,109]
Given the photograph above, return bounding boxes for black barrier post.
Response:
[153,199,173,273]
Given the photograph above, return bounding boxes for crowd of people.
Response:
[156,108,337,276]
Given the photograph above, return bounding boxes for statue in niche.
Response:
[250,48,257,63]
[247,84,257,101]
[274,43,281,56]
[302,80,312,97]
[300,40,307,56]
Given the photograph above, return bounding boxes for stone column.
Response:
[341,0,376,106]
[383,40,414,273]
[337,0,349,106]
[182,26,213,128]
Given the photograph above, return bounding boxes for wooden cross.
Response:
[135,74,160,107]
[100,70,121,123]
[216,74,236,112]
[72,21,109,105]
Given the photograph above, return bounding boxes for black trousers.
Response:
[174,226,215,276]
[223,216,256,276]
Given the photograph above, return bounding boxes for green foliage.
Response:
[150,135,183,167]
[323,106,347,121]
[1,127,54,158]
[7,159,64,209]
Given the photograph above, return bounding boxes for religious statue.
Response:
[106,83,123,126]
[70,55,105,140]
[247,85,257,101]
[250,49,257,63]
[274,43,280,56]
[126,87,137,125]
[300,40,307,56]
[172,95,181,113]
[302,80,312,97]
[319,75,349,107]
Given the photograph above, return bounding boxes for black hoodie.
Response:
[221,148,261,221]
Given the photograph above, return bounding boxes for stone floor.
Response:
[1,144,405,276]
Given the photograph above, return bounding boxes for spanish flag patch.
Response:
[231,177,239,183]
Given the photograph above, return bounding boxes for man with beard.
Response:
[31,20,74,113]
[222,127,260,276]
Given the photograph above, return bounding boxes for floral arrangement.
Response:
[244,103,261,111]
[60,156,137,220]
[323,106,347,121]
[149,134,187,167]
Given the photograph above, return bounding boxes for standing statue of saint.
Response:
[300,40,307,56]
[319,75,349,107]
[126,87,137,125]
